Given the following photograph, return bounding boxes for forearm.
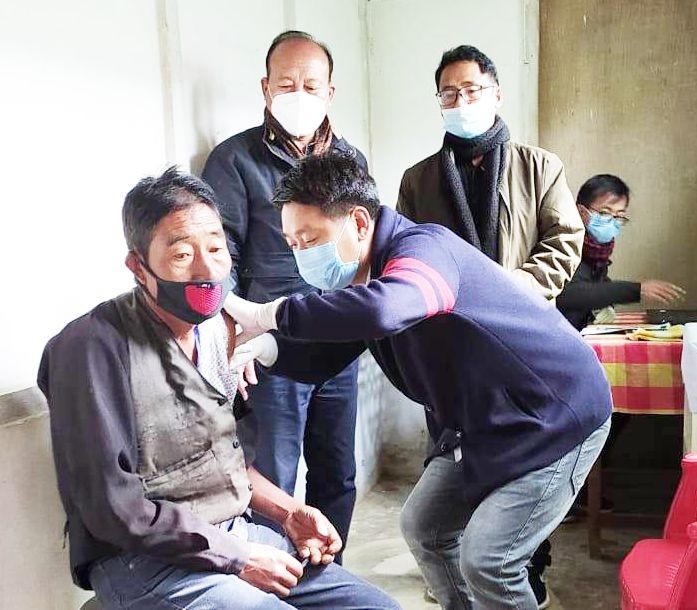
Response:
[270,334,364,385]
[248,466,302,525]
[276,277,437,342]
[557,279,641,311]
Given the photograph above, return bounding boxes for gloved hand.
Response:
[223,293,286,344]
[230,333,279,400]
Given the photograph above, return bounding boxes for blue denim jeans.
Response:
[90,517,399,609]
[242,361,359,563]
[400,418,611,610]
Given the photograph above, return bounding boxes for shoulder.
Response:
[205,125,264,166]
[402,151,441,184]
[388,222,458,259]
[331,135,368,167]
[44,297,127,364]
[506,141,564,172]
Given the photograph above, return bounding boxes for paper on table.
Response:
[581,323,669,337]
[682,323,697,414]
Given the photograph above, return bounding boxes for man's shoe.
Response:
[528,567,551,609]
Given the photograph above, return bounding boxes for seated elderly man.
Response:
[37,168,398,610]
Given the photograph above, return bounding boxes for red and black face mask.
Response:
[137,257,233,325]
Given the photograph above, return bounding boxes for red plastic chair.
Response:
[619,452,697,609]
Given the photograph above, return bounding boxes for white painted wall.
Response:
[172,0,286,172]
[367,0,539,207]
[0,2,170,606]
[0,2,380,607]
[0,1,537,606]
[366,0,540,468]
[0,0,166,396]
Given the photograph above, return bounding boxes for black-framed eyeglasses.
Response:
[436,84,496,107]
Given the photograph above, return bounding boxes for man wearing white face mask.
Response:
[202,30,368,564]
[397,45,585,608]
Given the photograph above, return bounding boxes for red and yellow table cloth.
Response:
[584,313,684,415]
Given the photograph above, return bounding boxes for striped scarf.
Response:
[263,108,333,159]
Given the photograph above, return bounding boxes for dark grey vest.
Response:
[114,289,252,524]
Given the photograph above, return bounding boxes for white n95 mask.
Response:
[270,91,327,137]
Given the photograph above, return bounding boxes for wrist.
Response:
[258,297,285,331]
[280,503,304,530]
[256,333,279,367]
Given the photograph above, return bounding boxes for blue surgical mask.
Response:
[587,212,622,244]
[441,102,494,139]
[293,216,361,290]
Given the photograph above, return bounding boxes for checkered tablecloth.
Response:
[584,313,684,415]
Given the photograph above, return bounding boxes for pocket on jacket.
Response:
[142,449,228,501]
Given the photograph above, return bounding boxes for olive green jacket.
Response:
[397,141,583,300]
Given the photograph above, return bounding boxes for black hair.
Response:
[265,30,334,79]
[272,153,380,218]
[435,45,499,89]
[122,166,221,257]
[577,174,631,207]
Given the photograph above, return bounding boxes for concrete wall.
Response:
[539,0,697,307]
[366,0,540,473]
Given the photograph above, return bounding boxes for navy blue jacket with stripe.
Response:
[271,206,612,505]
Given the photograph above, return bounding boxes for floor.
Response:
[343,476,662,610]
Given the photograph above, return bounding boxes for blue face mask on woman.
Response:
[293,215,360,290]
[587,212,622,244]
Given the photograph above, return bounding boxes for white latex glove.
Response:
[223,293,285,344]
[230,333,279,400]
[231,332,279,369]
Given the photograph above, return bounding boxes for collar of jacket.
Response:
[369,206,416,278]
[260,121,356,166]
[496,142,513,214]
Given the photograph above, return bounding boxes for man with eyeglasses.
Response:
[398,45,583,300]
[397,45,584,608]
[557,174,685,330]
[555,174,685,528]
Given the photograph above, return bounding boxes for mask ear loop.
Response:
[131,251,160,302]
[339,209,364,266]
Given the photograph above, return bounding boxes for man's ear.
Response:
[125,251,146,285]
[354,206,371,240]
[261,77,272,109]
[494,86,503,109]
[327,82,336,105]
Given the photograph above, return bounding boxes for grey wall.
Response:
[539,0,697,307]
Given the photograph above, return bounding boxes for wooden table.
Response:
[583,318,684,558]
